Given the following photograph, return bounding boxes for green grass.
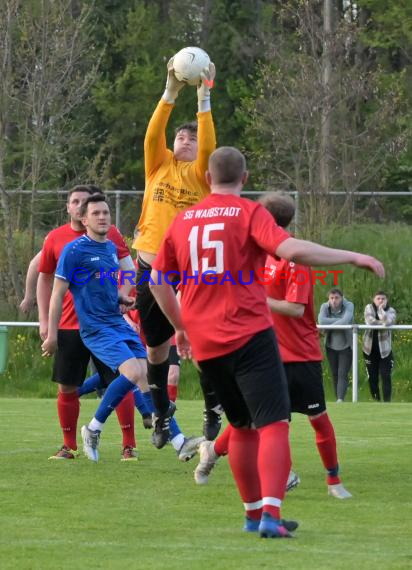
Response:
[1,399,411,570]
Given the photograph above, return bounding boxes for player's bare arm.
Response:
[19,251,42,314]
[276,238,385,278]
[41,278,69,356]
[267,297,305,318]
[144,58,186,179]
[37,272,54,340]
[118,255,136,299]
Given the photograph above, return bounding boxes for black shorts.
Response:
[168,345,180,367]
[198,328,290,428]
[135,256,177,347]
[283,361,326,416]
[52,329,117,387]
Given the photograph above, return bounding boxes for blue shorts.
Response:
[81,321,146,372]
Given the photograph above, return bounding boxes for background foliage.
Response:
[0,1,411,400]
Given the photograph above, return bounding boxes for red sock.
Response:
[57,391,80,451]
[309,413,340,484]
[228,427,262,520]
[257,421,291,520]
[167,384,178,402]
[115,391,136,449]
[214,424,232,456]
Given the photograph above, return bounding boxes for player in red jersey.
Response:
[36,185,141,460]
[149,147,383,538]
[261,192,352,498]
[194,193,353,498]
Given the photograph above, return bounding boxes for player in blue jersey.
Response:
[41,194,203,462]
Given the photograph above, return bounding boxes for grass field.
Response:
[1,399,411,570]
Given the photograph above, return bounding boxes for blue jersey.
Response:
[56,235,124,334]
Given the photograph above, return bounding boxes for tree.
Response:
[239,1,411,237]
[0,0,100,302]
[0,0,23,300]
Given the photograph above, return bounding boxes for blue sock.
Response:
[78,373,102,397]
[94,374,135,424]
[133,387,151,416]
[169,417,182,439]
[142,391,155,414]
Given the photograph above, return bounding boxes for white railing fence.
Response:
[5,190,412,234]
[317,325,412,402]
[1,322,410,402]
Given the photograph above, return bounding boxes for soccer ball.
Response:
[172,47,210,86]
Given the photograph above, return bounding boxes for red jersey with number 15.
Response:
[39,223,130,329]
[153,193,289,361]
[264,254,323,362]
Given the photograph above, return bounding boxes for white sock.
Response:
[88,417,104,432]
[170,433,185,451]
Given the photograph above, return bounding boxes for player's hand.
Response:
[119,295,135,314]
[197,62,215,112]
[39,320,48,341]
[19,296,36,314]
[41,336,57,357]
[197,62,215,95]
[163,57,186,103]
[198,62,215,90]
[176,329,192,360]
[352,254,385,278]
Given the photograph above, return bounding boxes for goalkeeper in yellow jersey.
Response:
[133,56,216,448]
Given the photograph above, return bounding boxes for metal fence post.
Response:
[352,325,359,402]
[294,191,299,237]
[115,191,121,231]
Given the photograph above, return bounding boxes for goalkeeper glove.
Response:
[197,62,215,113]
[162,57,186,104]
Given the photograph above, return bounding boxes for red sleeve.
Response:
[108,225,130,259]
[152,225,179,273]
[38,233,57,274]
[250,205,289,254]
[284,262,311,305]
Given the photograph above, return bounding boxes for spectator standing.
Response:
[318,289,354,402]
[362,291,396,402]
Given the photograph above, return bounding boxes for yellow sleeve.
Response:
[144,99,174,178]
[194,111,216,183]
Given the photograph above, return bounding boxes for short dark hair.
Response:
[87,184,103,194]
[66,184,103,202]
[174,121,198,137]
[328,288,343,297]
[80,193,108,217]
[374,290,387,298]
[208,147,246,185]
[67,185,93,201]
[258,191,295,228]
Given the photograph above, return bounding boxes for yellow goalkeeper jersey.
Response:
[133,99,216,255]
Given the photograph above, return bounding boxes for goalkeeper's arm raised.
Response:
[144,58,186,178]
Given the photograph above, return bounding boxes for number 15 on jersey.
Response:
[188,223,225,274]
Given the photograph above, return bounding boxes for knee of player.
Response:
[121,358,148,386]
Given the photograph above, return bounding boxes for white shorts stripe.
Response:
[243,499,263,510]
[262,497,282,508]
